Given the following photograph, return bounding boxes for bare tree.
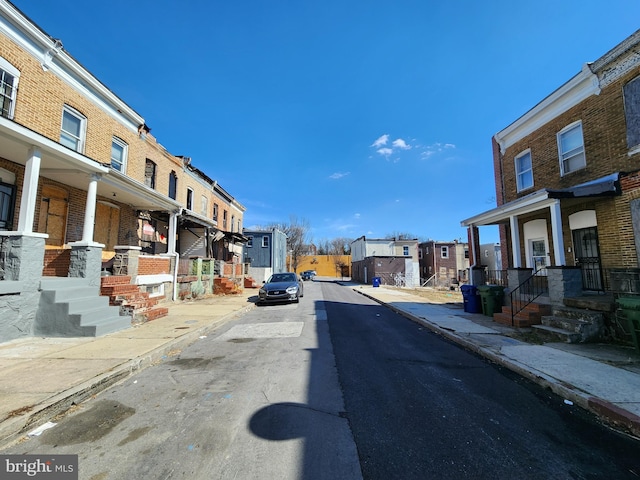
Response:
[385,231,419,240]
[327,237,352,278]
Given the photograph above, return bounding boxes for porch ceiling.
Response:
[0,116,181,213]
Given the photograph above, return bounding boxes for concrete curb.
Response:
[354,288,640,439]
[0,302,255,448]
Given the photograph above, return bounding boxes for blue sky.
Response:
[12,1,640,245]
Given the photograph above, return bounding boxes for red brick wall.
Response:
[42,248,71,277]
[138,256,171,275]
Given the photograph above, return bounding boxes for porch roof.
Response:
[461,173,620,227]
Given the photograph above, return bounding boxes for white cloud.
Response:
[376,147,393,157]
[329,172,350,180]
[354,213,361,219]
[421,142,456,159]
[392,138,411,150]
[371,134,389,148]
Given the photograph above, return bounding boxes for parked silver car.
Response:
[258,272,304,304]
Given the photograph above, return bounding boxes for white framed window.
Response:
[441,246,449,258]
[515,150,533,191]
[110,137,127,172]
[262,236,269,248]
[403,246,409,256]
[558,122,586,176]
[60,105,86,152]
[0,57,19,120]
[213,203,218,222]
[247,236,253,247]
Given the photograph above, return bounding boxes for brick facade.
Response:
[486,34,640,273]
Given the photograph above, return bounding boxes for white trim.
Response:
[495,64,600,153]
[135,273,173,285]
[0,1,144,132]
[569,210,597,230]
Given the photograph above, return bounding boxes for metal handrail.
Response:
[510,268,548,326]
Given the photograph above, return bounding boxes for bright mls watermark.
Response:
[1,455,77,479]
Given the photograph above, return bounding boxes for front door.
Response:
[572,226,603,291]
[38,185,69,246]
[529,238,548,273]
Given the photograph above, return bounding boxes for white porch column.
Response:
[167,210,179,254]
[17,147,41,233]
[81,174,99,243]
[509,215,522,268]
[549,200,566,265]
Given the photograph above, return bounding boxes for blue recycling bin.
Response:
[460,284,481,313]
[372,276,381,287]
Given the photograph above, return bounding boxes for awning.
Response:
[180,210,216,229]
[461,172,621,227]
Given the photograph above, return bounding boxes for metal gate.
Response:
[572,226,603,291]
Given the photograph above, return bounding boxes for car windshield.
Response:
[270,273,296,283]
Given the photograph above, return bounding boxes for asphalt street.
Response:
[321,280,640,480]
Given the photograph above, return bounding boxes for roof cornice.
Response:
[494,63,600,154]
[0,0,144,131]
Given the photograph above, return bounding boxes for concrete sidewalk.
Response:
[0,290,257,447]
[351,283,640,439]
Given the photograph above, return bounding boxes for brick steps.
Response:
[100,275,168,323]
[494,301,552,328]
[214,277,241,294]
[244,276,259,288]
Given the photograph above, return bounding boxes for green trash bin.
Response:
[615,296,640,352]
[477,285,505,317]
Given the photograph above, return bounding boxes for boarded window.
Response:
[624,76,640,149]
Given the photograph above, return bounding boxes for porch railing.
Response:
[510,268,548,327]
[485,269,508,286]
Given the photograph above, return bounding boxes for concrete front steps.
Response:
[100,275,168,324]
[35,277,131,337]
[532,295,613,343]
[494,300,552,328]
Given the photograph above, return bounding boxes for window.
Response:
[213,203,218,222]
[441,246,449,258]
[223,210,228,229]
[262,236,269,248]
[515,150,533,191]
[558,122,586,175]
[0,57,19,119]
[60,106,86,152]
[186,188,193,210]
[464,249,469,259]
[247,236,253,247]
[624,76,640,150]
[200,195,208,216]
[168,171,177,200]
[418,249,423,260]
[144,159,156,188]
[0,181,15,230]
[403,246,409,256]
[231,215,235,232]
[110,137,127,172]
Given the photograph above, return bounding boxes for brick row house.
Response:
[0,1,246,342]
[350,236,420,287]
[418,240,469,288]
[461,29,640,338]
